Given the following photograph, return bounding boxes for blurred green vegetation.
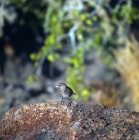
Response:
[9,0,139,101]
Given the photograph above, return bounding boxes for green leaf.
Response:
[77,34,83,41]
[80,13,88,21]
[92,16,97,21]
[47,54,55,62]
[30,53,36,60]
[86,19,92,25]
[81,89,89,97]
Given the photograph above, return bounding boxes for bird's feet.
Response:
[62,97,71,102]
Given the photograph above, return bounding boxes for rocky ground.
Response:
[1,102,139,140]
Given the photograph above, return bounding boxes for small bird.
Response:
[56,83,76,98]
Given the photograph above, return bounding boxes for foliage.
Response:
[26,75,39,85]
[8,0,139,101]
[113,35,139,111]
[11,0,47,27]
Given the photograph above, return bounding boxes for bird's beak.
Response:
[56,85,59,88]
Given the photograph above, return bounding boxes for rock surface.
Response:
[0,102,139,140]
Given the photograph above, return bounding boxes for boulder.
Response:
[0,101,139,140]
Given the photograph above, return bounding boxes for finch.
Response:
[56,83,76,98]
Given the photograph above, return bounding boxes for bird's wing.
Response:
[64,86,76,95]
[65,87,73,93]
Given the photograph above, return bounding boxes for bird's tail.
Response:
[73,93,76,95]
